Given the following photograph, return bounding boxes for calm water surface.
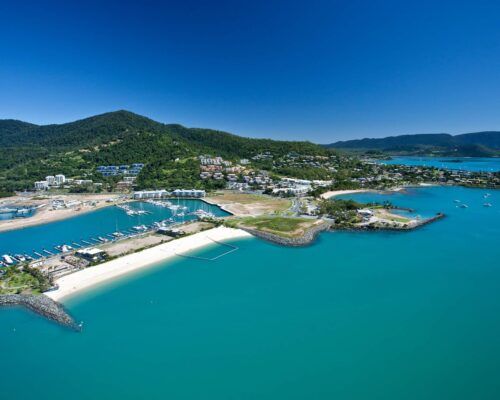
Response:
[0,199,227,257]
[1,186,500,399]
[378,156,500,172]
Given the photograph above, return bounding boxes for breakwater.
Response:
[0,294,80,331]
[241,221,334,247]
[340,213,446,233]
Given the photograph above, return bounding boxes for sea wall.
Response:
[342,213,446,232]
[0,294,80,331]
[240,221,334,247]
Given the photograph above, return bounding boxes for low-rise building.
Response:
[133,190,170,199]
[171,189,206,198]
[76,248,107,263]
[34,181,49,190]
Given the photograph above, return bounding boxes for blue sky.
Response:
[1,0,499,142]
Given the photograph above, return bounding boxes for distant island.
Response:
[324,131,500,157]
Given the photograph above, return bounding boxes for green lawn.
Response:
[231,216,315,237]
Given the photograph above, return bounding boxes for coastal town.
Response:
[0,147,498,327]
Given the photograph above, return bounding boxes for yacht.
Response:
[483,203,492,207]
[2,255,14,265]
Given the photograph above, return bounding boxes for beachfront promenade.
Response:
[45,227,251,301]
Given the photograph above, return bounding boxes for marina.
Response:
[0,199,229,264]
[2,186,500,400]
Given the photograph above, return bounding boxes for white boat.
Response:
[454,200,461,203]
[2,255,14,265]
[193,209,216,219]
[483,203,492,207]
[458,204,469,208]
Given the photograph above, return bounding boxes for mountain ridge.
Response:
[324,131,500,156]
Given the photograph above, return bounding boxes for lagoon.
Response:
[1,186,500,399]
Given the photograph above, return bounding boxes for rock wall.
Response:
[240,221,333,247]
[0,294,80,331]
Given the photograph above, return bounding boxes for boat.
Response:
[2,255,14,265]
[112,232,124,237]
[458,204,469,208]
[454,200,461,203]
[14,254,26,262]
[483,203,492,207]
[98,236,109,242]
[192,209,216,219]
[484,193,491,198]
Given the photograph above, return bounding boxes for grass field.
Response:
[228,215,319,238]
[206,191,291,215]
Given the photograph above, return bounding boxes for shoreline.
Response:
[319,189,370,199]
[44,226,252,302]
[0,195,126,233]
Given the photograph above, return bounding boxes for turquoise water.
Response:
[0,200,228,257]
[0,207,37,221]
[378,156,500,172]
[1,186,500,399]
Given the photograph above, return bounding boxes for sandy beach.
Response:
[319,189,368,199]
[0,194,124,233]
[45,226,252,302]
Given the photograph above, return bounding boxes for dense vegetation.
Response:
[0,265,53,294]
[317,199,363,226]
[0,110,327,193]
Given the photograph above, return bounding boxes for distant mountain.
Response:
[324,132,500,156]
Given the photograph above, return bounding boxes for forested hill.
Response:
[0,110,324,156]
[0,110,326,193]
[325,132,500,156]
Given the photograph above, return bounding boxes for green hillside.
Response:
[0,111,326,193]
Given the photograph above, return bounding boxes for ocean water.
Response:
[0,199,228,257]
[0,207,37,221]
[378,156,500,172]
[1,186,500,399]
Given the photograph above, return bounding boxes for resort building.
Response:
[46,175,56,186]
[97,163,144,176]
[133,189,206,199]
[55,174,66,185]
[34,181,49,190]
[171,189,206,198]
[133,190,170,199]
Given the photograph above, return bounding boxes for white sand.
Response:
[45,227,252,302]
[319,189,368,199]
